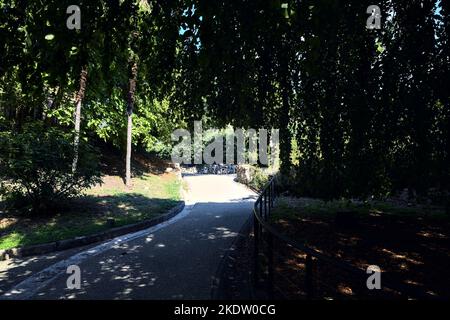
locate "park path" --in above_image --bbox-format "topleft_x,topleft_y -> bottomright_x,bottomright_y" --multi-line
1,174 -> 256,299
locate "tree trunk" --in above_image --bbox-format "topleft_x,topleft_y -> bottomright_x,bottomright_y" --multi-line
72,67 -> 88,173
126,113 -> 133,187
125,62 -> 138,187
279,35 -> 291,175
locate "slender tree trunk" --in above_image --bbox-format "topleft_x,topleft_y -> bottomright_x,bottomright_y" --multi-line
279,35 -> 291,175
126,113 -> 132,186
126,62 -> 138,187
72,66 -> 88,173
279,76 -> 291,174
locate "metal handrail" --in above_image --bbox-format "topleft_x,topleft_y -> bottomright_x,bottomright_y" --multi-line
252,176 -> 435,300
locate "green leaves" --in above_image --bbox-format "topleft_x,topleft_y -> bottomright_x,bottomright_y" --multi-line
0,123 -> 101,214
1,0 -> 448,201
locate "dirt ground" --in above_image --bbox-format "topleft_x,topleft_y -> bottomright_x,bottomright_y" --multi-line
268,203 -> 450,299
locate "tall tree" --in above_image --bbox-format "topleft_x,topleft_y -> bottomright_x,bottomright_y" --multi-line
72,66 -> 88,172
126,60 -> 138,187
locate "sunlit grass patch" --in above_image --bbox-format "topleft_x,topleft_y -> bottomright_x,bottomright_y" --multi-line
0,172 -> 181,250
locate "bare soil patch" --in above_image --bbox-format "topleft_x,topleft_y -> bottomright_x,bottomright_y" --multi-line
267,197 -> 450,299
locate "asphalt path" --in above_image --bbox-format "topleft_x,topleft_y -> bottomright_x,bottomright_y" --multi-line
0,174 -> 256,300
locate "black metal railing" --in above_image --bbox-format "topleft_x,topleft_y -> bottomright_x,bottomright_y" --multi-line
252,176 -> 436,300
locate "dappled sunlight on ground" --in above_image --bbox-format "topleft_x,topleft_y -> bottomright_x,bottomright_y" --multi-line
0,172 -> 181,251
266,196 -> 450,299
1,174 -> 257,300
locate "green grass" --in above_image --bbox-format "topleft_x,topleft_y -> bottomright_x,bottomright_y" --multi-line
0,173 -> 181,250
271,197 -> 448,222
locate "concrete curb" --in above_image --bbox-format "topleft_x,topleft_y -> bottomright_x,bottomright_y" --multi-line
0,201 -> 185,261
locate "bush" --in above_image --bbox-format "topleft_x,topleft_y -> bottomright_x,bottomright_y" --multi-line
249,167 -> 270,190
236,165 -> 271,191
0,123 -> 102,214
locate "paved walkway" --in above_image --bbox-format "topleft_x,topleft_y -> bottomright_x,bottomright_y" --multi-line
0,174 -> 256,299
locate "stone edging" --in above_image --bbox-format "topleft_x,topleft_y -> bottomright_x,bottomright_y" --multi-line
0,201 -> 185,261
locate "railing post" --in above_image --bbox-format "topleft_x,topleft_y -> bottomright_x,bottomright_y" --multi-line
268,232 -> 274,298
306,253 -> 314,299
271,182 -> 275,208
253,178 -> 277,295
253,209 -> 260,285
264,190 -> 268,221
259,198 -> 263,234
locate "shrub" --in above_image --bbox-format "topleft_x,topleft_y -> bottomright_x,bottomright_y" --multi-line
249,167 -> 270,190
236,165 -> 271,191
0,123 -> 102,214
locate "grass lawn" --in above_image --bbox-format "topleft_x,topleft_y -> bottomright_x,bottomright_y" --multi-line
269,197 -> 450,299
0,172 -> 182,251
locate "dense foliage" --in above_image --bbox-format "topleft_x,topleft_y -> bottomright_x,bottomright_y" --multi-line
177,0 -> 449,201
0,123 -> 101,213
1,0 -> 449,203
